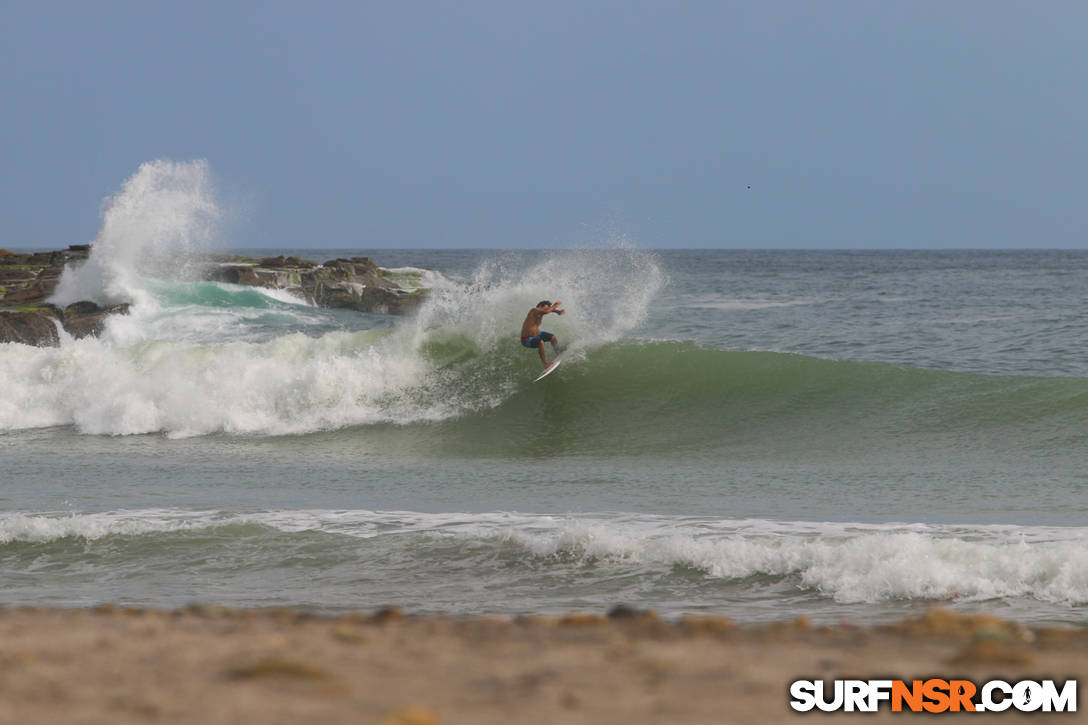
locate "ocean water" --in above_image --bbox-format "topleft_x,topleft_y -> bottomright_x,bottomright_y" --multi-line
2,162 -> 1087,624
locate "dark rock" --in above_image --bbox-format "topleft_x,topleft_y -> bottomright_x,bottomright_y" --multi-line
205,264 -> 305,291
607,604 -> 644,620
0,268 -> 37,283
0,295 -> 128,345
287,256 -> 317,269
61,302 -> 130,339
257,255 -> 318,269
2,280 -> 58,305
3,244 -> 427,332
214,266 -> 263,286
63,300 -> 104,317
0,253 -> 32,266
0,311 -> 60,346
323,257 -> 378,276
203,253 -> 425,315
0,245 -> 91,307
357,285 -> 423,315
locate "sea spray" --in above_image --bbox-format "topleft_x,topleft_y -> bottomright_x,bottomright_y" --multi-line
401,243 -> 665,369
320,244 -> 668,432
351,244 -> 668,424
49,159 -> 220,309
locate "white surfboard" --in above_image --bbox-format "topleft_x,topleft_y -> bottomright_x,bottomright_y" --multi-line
533,355 -> 563,382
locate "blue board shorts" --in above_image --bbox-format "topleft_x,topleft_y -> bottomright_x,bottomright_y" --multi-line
521,331 -> 554,348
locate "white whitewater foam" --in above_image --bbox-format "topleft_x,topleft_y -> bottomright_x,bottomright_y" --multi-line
0,329 -> 429,436
0,510 -> 223,543
0,249 -> 663,436
3,509 -> 1085,607
243,284 -> 313,306
487,517 -> 1088,606
4,249 -> 662,438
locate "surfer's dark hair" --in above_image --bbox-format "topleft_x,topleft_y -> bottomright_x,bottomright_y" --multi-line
537,300 -> 552,307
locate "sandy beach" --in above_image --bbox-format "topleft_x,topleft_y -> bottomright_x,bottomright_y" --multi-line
0,607 -> 1083,724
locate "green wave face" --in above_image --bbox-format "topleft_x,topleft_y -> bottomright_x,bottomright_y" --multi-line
412,340 -> 1088,460
147,280 -> 305,309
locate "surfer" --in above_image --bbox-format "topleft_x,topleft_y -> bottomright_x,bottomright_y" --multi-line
521,300 -> 565,367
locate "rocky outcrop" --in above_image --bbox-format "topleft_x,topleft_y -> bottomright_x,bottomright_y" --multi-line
0,302 -> 131,346
308,257 -> 426,315
0,309 -> 61,346
1,245 -> 428,347
0,245 -> 91,346
205,255 -> 426,315
0,245 -> 89,307
59,301 -> 132,339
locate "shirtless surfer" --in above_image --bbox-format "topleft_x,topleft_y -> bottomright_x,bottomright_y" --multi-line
521,300 -> 565,367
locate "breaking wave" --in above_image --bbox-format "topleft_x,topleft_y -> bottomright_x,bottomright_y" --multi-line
3,510 -> 1085,614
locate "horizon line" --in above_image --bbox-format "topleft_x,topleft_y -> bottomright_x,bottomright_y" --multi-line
5,244 -> 1088,253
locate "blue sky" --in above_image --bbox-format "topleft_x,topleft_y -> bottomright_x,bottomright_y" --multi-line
2,1 -> 1086,249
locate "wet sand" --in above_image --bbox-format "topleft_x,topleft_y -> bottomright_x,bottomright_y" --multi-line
0,607 -> 1084,724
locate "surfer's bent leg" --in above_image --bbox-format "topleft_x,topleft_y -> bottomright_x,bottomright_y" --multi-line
538,332 -> 557,362
524,332 -> 553,366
